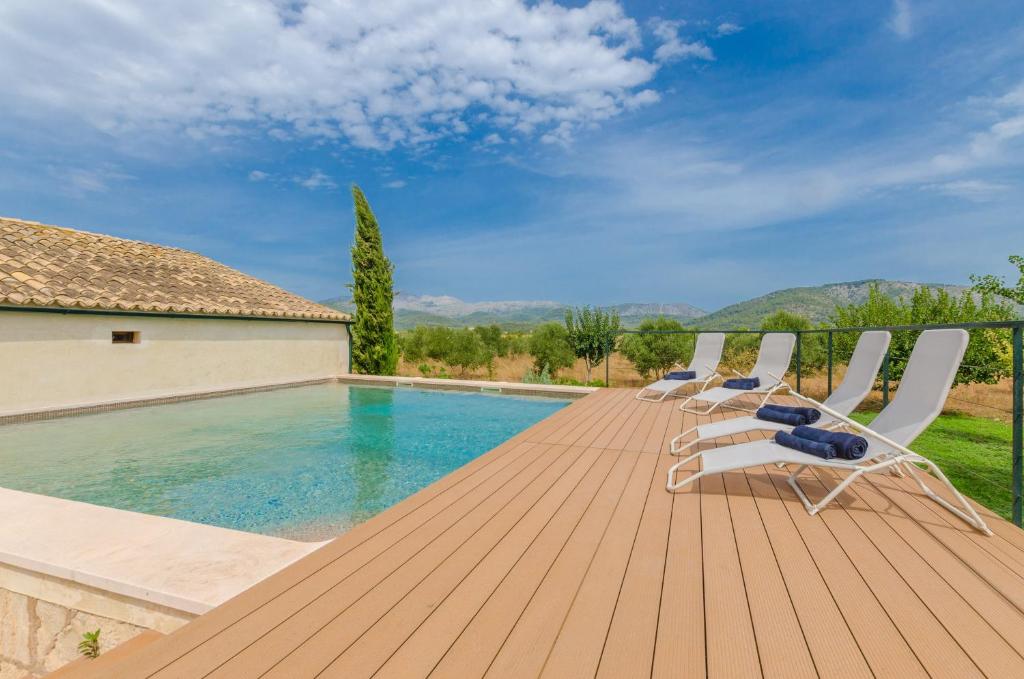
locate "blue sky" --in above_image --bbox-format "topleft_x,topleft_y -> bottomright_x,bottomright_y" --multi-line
1,1 -> 1023,311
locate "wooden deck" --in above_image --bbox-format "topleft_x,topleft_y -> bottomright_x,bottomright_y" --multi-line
60,388 -> 1024,679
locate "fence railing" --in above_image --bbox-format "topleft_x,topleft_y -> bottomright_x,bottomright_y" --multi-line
605,320 -> 1024,526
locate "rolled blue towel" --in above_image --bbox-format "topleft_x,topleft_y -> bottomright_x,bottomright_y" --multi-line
665,370 -> 696,380
774,430 -> 836,459
791,425 -> 868,460
756,407 -> 806,426
759,403 -> 821,425
722,377 -> 760,390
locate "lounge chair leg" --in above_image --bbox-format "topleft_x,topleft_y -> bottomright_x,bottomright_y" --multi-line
667,465 -> 706,492
903,458 -> 992,535
670,425 -> 700,454
786,465 -> 817,513
681,400 -> 721,416
788,464 -> 865,518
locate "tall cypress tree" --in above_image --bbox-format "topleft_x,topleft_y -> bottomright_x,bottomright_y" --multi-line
349,185 -> 398,375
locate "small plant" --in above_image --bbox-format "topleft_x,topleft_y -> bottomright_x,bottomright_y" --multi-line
417,363 -> 431,377
78,629 -> 101,659
523,364 -> 553,384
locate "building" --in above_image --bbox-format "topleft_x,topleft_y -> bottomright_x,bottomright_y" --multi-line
0,217 -> 351,417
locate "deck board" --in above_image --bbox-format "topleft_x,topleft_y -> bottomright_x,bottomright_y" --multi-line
59,388 -> 1024,679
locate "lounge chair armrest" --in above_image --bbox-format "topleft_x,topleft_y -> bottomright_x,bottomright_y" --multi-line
764,371 -> 793,394
704,366 -> 723,383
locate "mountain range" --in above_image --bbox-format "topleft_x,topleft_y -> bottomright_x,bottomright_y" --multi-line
320,279 -> 987,331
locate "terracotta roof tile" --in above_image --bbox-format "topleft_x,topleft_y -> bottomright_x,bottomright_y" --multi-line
0,217 -> 349,322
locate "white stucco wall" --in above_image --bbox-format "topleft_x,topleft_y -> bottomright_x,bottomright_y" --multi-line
0,310 -> 350,416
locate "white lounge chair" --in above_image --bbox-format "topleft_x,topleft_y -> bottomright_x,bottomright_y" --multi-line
666,329 -> 991,535
669,330 -> 891,455
677,333 -> 796,415
635,332 -> 726,402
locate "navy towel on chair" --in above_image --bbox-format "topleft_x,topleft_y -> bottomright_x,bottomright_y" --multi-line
774,431 -> 836,459
722,377 -> 760,390
665,370 -> 696,380
757,403 -> 821,425
791,425 -> 869,460
756,407 -> 806,426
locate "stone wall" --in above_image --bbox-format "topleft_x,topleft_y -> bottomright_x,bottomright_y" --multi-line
0,588 -> 143,678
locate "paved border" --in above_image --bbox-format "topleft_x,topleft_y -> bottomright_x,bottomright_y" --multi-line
0,375 -> 590,425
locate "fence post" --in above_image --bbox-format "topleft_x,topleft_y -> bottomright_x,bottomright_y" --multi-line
795,331 -> 802,393
1012,325 -> 1022,527
604,337 -> 611,388
827,331 -> 834,397
882,350 -> 890,408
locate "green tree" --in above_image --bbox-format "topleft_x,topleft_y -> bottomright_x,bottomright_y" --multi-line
618,317 -> 694,380
972,255 -> 1024,307
759,310 -> 827,371
506,333 -> 529,358
564,306 -> 621,383
443,328 -> 493,376
527,323 -> 575,375
830,284 -> 1014,385
349,186 -> 398,375
473,324 -> 509,357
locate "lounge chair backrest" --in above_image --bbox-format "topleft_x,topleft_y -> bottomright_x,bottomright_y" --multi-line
688,333 -> 725,379
868,329 -> 968,447
820,331 -> 891,417
748,333 -> 796,384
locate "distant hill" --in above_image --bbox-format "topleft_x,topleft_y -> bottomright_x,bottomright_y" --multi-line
320,294 -> 705,330
687,280 -> 974,329
321,280 -> 1008,331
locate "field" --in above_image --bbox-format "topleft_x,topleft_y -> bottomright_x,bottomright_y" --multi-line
398,353 -> 1015,422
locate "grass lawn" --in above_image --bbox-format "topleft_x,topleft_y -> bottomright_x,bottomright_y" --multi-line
851,411 -> 1015,521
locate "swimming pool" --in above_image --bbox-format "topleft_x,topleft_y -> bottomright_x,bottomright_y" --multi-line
0,383 -> 568,541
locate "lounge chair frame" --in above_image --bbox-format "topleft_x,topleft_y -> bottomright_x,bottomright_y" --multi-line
677,333 -> 797,416
635,333 -> 726,403
667,394 -> 991,535
670,330 -> 891,455
666,329 -> 992,535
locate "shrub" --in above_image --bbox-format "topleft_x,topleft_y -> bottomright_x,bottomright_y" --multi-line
523,365 -> 552,384
473,324 -> 509,357
528,323 -> 575,375
506,333 -> 529,358
618,317 -> 694,380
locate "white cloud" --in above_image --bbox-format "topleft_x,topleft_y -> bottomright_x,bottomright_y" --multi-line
524,79 -> 1024,236
49,166 -> 134,197
888,0 -> 912,38
650,18 -> 714,63
384,179 -> 406,189
0,0 -> 659,149
295,170 -> 337,190
715,23 -> 743,37
248,170 -> 270,182
923,179 -> 1010,202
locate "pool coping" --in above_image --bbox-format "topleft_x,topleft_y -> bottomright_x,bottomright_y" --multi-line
335,374 -> 596,399
0,487 -> 326,615
0,375 -> 593,425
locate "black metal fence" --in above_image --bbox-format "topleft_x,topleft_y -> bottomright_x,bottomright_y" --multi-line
605,320 -> 1024,526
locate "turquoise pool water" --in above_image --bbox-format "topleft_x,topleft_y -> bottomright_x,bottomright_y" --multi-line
0,384 -> 567,541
